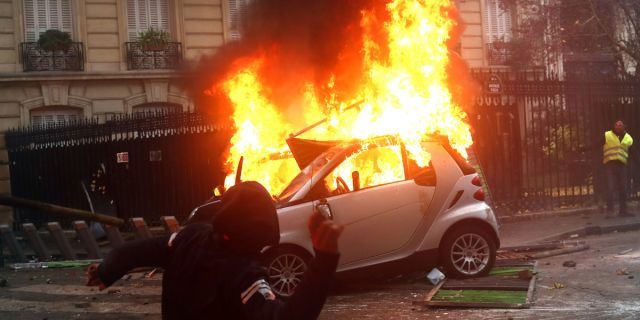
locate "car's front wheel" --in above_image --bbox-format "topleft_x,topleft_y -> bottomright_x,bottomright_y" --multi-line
263,247 -> 311,297
441,225 -> 496,278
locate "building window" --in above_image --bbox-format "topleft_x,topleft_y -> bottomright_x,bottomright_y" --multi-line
484,0 -> 513,43
132,103 -> 181,115
23,0 -> 73,42
30,107 -> 82,128
484,0 -> 513,65
127,0 -> 169,41
227,0 -> 252,41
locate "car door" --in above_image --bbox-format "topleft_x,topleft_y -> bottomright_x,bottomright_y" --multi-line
317,144 -> 437,265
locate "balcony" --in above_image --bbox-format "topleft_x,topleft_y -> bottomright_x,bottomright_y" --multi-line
125,42 -> 182,70
486,42 -> 513,66
20,42 -> 84,72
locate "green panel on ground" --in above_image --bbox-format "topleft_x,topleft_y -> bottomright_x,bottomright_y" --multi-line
432,289 -> 527,304
488,266 -> 533,277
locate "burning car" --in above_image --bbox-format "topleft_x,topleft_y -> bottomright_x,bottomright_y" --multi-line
188,135 -> 499,297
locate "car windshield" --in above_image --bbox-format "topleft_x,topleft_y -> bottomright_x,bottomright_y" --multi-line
277,144 -> 348,203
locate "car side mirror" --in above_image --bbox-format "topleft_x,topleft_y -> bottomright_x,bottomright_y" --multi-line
352,171 -> 360,191
213,185 -> 225,197
315,199 -> 333,220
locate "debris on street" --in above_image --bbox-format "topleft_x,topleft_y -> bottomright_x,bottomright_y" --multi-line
562,261 -> 577,267
415,262 -> 537,309
616,269 -> 630,276
9,259 -> 103,271
553,282 -> 565,289
618,249 -> 633,255
426,268 -> 445,285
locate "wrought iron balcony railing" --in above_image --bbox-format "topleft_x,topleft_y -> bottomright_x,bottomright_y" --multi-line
486,42 -> 513,66
20,42 -> 84,72
125,42 -> 182,70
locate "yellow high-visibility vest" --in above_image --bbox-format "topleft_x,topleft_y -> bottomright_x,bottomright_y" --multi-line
603,130 -> 633,164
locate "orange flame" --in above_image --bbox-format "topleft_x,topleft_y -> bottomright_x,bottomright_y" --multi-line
214,0 -> 473,195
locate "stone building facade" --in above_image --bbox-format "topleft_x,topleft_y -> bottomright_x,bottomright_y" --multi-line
0,0 -> 501,224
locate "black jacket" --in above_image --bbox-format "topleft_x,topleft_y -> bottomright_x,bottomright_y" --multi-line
98,181 -> 339,320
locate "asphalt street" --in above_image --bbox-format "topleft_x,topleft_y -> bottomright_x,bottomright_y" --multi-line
0,230 -> 638,319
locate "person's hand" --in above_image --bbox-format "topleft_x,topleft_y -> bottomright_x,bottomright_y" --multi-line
85,263 -> 106,290
308,210 -> 344,254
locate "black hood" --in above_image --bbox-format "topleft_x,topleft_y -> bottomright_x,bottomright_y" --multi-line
212,181 -> 280,254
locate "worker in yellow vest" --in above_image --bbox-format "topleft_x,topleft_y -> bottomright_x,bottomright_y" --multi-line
603,120 -> 634,217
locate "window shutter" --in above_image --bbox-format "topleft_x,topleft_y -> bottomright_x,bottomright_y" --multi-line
24,0 -> 37,41
228,0 -> 251,40
24,0 -> 72,42
484,0 -> 512,42
49,0 -> 60,30
60,0 -> 72,32
127,0 -> 168,41
30,108 -> 82,128
149,0 -> 169,31
127,0 -> 143,41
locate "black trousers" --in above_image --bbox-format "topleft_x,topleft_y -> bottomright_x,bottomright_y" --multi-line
605,161 -> 628,214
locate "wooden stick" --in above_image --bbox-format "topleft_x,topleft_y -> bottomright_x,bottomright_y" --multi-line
0,195 -> 124,226
289,100 -> 364,138
529,244 -> 590,259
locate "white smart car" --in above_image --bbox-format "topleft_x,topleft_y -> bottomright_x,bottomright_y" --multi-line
189,135 -> 500,296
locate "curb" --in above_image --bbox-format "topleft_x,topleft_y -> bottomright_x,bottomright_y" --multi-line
497,206 -> 599,224
535,222 -> 640,244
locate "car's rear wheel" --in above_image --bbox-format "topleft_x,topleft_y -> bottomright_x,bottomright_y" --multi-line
264,247 -> 311,297
441,225 -> 496,278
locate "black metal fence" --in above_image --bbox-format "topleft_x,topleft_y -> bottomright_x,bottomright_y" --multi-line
6,112 -> 230,228
471,70 -> 640,214
6,72 -> 640,222
20,42 -> 84,72
125,42 -> 182,70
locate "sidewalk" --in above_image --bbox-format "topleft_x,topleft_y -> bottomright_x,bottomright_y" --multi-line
499,208 -> 640,247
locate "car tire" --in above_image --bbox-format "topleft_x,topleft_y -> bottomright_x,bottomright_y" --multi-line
263,246 -> 311,297
440,225 -> 496,278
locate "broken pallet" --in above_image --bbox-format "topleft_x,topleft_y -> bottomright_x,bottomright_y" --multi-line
414,261 -> 537,309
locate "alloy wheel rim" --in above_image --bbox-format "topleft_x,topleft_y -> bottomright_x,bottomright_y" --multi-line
267,253 -> 307,297
450,233 -> 490,275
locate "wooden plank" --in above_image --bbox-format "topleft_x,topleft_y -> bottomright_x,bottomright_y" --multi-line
423,300 -> 529,309
21,223 -> 51,261
525,261 -> 538,306
443,278 -> 530,291
73,221 -> 103,259
413,280 -> 444,305
0,224 -> 27,262
413,262 -> 537,309
529,244 -> 589,259
46,222 -> 77,260
495,259 -> 535,267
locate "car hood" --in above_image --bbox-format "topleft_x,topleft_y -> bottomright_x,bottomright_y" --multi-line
286,137 -> 343,169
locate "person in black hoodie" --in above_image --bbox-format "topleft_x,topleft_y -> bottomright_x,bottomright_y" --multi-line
86,181 -> 343,319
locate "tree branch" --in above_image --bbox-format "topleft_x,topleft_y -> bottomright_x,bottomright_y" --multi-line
586,0 -> 640,64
